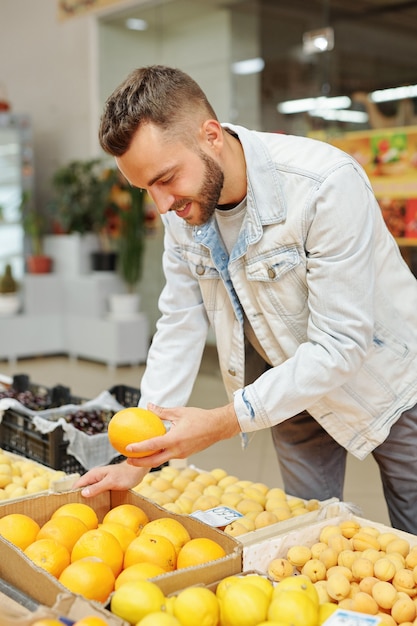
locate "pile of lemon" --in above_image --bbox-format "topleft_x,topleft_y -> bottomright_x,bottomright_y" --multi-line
110,571 -> 331,626
0,448 -> 66,500
134,465 -> 319,536
268,520 -> 417,626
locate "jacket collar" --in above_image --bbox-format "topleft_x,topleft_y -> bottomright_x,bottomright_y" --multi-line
193,124 -> 286,249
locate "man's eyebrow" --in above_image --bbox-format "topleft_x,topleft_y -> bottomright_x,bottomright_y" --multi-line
147,166 -> 174,188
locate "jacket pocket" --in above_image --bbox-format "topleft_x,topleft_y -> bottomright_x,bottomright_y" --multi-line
181,246 -> 224,311
245,246 -> 308,316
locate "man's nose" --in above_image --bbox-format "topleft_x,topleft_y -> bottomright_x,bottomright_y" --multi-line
149,188 -> 174,215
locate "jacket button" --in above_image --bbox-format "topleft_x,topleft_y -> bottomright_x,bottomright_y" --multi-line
268,266 -> 276,279
196,264 -> 205,275
228,368 -> 236,376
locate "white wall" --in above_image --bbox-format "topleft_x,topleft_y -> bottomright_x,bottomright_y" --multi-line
0,0 -> 261,335
0,1 -> 98,209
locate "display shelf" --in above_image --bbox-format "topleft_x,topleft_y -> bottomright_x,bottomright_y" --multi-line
65,314 -> 149,369
0,273 -> 149,368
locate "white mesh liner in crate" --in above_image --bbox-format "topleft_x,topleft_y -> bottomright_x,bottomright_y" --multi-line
0,390 -> 124,470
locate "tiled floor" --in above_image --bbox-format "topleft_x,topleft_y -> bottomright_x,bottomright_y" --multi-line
0,347 -> 390,526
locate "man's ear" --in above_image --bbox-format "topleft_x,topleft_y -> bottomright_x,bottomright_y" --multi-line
200,119 -> 223,152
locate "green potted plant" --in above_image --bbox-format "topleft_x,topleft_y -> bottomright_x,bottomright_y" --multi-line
108,177 -> 147,317
0,263 -> 20,315
20,191 -> 53,274
46,158 -> 116,274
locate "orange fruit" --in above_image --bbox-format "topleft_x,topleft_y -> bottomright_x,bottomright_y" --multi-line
115,562 -> 166,589
71,528 -> 124,576
124,533 -> 177,572
24,538 -> 70,578
59,558 -> 115,602
73,618 -> 109,626
51,502 -> 98,530
102,503 -> 149,534
37,515 -> 88,552
140,517 -> 191,555
0,513 -> 40,550
107,407 -> 166,458
99,521 -> 136,552
176,537 -> 226,569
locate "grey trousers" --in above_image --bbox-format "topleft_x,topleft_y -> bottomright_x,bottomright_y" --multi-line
271,405 -> 417,534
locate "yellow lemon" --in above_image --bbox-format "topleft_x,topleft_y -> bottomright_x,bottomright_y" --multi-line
173,586 -> 219,626
215,575 -> 242,600
136,613 -> 182,626
110,580 -> 166,624
220,582 -> 269,626
238,574 -> 274,600
273,574 -> 319,608
268,590 -> 318,626
318,602 -> 339,625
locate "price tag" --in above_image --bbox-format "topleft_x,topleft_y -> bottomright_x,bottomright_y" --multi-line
323,609 -> 381,626
190,506 -> 243,527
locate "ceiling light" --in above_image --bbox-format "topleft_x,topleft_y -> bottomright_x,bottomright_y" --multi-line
125,18 -> 148,31
309,109 -> 369,123
370,84 -> 417,103
277,95 -> 351,114
303,27 -> 334,55
231,57 -> 265,76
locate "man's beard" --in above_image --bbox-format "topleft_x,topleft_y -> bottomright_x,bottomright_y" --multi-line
195,150 -> 224,225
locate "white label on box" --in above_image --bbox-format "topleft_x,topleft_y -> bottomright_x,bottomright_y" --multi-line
324,609 -> 381,626
190,506 -> 243,527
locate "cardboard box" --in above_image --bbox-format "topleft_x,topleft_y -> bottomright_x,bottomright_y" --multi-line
0,489 -> 242,604
227,498 -> 347,547
0,589 -> 128,626
242,512 -> 417,572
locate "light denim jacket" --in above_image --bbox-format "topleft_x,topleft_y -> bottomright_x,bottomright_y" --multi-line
139,124 -> 417,460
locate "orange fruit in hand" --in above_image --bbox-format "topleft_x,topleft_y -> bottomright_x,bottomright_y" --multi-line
24,538 -> 70,578
59,558 -> 115,602
140,517 -> 191,556
124,533 -> 177,572
115,562 -> 166,589
37,515 -> 88,552
51,502 -> 98,530
176,537 -> 226,569
102,503 -> 149,534
0,513 -> 40,550
71,528 -> 124,577
107,407 -> 166,458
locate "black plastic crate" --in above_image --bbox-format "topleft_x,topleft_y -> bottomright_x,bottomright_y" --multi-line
0,382 -> 162,475
108,384 -> 141,407
0,382 -> 142,475
0,377 -> 90,473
